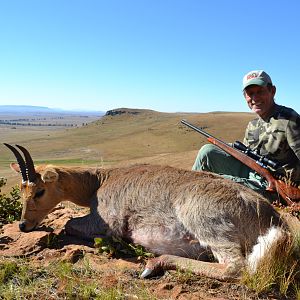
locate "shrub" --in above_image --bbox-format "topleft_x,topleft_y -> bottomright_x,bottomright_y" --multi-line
0,177 -> 22,228
94,236 -> 154,259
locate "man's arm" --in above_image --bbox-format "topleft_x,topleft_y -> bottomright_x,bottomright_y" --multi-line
287,116 -> 300,162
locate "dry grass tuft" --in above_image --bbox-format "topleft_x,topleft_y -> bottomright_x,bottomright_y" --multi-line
242,230 -> 300,298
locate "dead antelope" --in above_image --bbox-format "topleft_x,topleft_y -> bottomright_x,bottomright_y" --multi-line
5,143 -> 288,280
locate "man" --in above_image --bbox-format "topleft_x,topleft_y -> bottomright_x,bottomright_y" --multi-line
192,70 -> 300,197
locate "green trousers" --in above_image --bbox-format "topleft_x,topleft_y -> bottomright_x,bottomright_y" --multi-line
192,144 -> 269,194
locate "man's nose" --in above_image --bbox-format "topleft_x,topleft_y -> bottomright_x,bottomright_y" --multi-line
251,93 -> 259,101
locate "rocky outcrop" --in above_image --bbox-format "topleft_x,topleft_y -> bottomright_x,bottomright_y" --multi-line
0,207 -> 91,257
105,108 -> 154,116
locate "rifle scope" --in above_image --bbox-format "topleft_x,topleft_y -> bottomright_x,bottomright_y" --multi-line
233,141 -> 281,170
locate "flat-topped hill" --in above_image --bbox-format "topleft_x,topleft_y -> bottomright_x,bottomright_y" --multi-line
105,107 -> 157,116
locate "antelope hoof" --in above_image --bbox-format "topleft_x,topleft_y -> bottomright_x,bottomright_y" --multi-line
140,268 -> 154,278
140,258 -> 160,278
140,256 -> 172,278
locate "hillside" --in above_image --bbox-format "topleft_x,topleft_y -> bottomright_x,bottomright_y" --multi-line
0,108 -> 254,189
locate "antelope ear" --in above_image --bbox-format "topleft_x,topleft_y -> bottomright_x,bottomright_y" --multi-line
41,169 -> 59,183
10,162 -> 20,173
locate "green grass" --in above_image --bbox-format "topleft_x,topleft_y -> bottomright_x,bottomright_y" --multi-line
2,158 -> 113,166
35,159 -> 112,166
0,258 -> 156,300
94,236 -> 154,259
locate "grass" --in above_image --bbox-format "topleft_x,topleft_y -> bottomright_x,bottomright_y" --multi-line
173,266 -> 195,284
0,258 -> 156,300
242,231 -> 300,298
2,158 -> 113,166
35,159 -> 112,166
1,251 -> 299,300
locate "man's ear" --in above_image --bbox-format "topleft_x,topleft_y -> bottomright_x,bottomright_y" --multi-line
10,162 -> 20,173
271,85 -> 276,97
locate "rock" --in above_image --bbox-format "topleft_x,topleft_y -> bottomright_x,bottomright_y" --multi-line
105,108 -> 155,117
105,108 -> 141,116
32,244 -> 96,265
0,222 -> 57,256
0,207 -> 89,257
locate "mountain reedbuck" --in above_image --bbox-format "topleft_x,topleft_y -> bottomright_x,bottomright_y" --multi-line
5,143 -> 288,280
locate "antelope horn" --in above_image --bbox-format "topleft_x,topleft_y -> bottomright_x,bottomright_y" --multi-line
16,145 -> 37,183
3,143 -> 28,182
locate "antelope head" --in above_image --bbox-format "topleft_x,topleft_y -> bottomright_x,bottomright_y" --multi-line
4,144 -> 62,232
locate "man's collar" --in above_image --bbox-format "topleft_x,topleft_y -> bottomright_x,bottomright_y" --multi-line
260,103 -> 278,122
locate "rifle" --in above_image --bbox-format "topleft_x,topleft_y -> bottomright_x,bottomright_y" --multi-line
181,119 -> 300,207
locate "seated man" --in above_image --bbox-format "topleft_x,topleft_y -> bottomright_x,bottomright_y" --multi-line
192,70 -> 300,197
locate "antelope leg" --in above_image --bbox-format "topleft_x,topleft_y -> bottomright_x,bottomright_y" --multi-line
141,254 -> 239,281
65,214 -> 107,240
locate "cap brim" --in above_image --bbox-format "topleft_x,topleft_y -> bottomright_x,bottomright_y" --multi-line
243,79 -> 268,90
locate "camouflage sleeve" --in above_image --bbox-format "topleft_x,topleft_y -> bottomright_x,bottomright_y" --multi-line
286,116 -> 300,161
243,122 -> 251,147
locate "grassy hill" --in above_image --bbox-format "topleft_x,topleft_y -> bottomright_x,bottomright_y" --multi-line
0,108 -> 254,190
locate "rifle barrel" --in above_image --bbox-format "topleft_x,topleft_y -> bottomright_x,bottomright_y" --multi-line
181,119 -> 227,145
181,119 -> 212,139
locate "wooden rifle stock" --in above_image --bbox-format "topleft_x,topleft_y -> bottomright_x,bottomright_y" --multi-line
181,119 -> 300,207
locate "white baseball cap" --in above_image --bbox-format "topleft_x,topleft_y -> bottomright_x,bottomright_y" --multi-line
242,70 -> 272,90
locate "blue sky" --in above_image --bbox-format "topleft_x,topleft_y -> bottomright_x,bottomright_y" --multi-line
0,0 -> 299,113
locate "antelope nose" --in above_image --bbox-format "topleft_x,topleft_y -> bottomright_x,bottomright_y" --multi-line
19,221 -> 26,232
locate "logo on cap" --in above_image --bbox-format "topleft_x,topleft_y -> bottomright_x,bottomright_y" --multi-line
246,72 -> 259,80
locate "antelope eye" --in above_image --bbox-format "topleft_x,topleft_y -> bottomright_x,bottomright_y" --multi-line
34,189 -> 45,199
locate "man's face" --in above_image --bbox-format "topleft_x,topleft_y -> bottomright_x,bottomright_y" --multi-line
243,85 -> 276,119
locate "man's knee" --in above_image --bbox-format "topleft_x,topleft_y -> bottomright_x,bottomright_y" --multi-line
199,144 -> 219,159
192,144 -> 219,171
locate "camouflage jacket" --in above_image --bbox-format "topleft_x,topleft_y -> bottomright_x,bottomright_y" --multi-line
243,104 -> 300,183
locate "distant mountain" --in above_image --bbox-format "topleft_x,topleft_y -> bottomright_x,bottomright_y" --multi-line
0,105 -> 104,116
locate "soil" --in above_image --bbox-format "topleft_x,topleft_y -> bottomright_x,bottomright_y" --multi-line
0,206 -> 296,300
